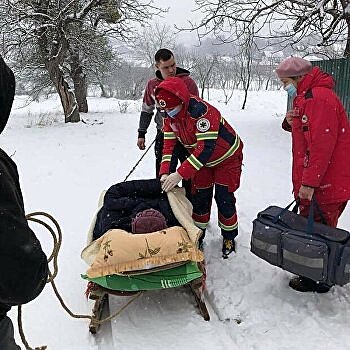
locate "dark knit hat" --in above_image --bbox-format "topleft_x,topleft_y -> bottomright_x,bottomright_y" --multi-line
275,57 -> 312,78
155,89 -> 182,110
131,208 -> 168,234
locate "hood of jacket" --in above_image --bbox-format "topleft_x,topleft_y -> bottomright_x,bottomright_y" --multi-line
0,56 -> 15,134
297,66 -> 334,94
155,66 -> 191,80
155,76 -> 191,120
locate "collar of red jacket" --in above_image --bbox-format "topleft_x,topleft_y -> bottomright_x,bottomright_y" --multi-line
297,66 -> 335,94
155,66 -> 190,80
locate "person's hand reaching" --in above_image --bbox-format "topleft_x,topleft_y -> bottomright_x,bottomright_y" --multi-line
161,172 -> 183,192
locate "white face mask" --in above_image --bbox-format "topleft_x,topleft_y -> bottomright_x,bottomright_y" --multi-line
166,105 -> 182,118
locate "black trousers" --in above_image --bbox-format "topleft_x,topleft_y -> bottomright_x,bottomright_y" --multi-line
155,130 -> 192,200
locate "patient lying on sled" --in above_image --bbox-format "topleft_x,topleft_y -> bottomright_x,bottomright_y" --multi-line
82,178 -> 203,278
93,178 -> 179,240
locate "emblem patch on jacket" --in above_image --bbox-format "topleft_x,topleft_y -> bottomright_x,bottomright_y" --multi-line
196,118 -> 210,132
158,99 -> 166,109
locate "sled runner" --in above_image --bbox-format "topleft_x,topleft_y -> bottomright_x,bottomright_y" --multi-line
81,180 -> 210,334
86,261 -> 209,334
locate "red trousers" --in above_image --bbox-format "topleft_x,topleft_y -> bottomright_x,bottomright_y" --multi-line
191,147 -> 243,239
191,145 -> 243,192
299,201 -> 348,228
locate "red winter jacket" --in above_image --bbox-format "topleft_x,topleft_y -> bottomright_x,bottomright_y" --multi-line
156,77 -> 242,180
285,66 -> 350,204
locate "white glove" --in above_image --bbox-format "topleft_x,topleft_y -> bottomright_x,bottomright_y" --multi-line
161,172 -> 183,192
160,174 -> 169,183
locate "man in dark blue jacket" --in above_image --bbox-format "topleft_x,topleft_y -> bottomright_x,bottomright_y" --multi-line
0,55 -> 48,349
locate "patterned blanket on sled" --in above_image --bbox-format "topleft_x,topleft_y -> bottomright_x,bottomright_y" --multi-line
81,188 -> 204,278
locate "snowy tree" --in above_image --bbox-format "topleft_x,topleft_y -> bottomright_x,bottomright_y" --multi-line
191,0 -> 350,58
0,0 -> 161,122
132,22 -> 178,67
109,60 -> 151,99
211,58 -> 237,105
235,32 -> 255,110
85,39 -> 118,98
190,52 -> 219,100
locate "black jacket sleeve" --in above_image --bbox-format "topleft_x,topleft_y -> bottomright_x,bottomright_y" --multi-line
0,149 -> 48,306
0,56 -> 15,134
0,56 -> 48,307
138,111 -> 153,138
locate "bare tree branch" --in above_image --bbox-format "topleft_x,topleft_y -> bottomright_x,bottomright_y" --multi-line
184,0 -> 350,57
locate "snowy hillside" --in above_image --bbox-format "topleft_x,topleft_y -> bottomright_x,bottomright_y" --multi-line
2,89 -> 350,350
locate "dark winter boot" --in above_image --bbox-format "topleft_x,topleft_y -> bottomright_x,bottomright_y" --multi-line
289,276 -> 331,293
222,238 -> 236,259
197,229 -> 206,251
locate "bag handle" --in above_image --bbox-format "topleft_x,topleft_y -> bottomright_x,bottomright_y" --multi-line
307,198 -> 327,233
273,198 -> 327,233
272,199 -> 298,224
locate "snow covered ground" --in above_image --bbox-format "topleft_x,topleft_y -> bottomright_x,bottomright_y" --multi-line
2,89 -> 350,350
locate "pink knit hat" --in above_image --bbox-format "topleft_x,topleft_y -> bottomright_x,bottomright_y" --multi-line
275,57 -> 312,78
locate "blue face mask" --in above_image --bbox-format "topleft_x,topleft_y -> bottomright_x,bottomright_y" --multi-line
166,105 -> 182,118
284,83 -> 297,97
